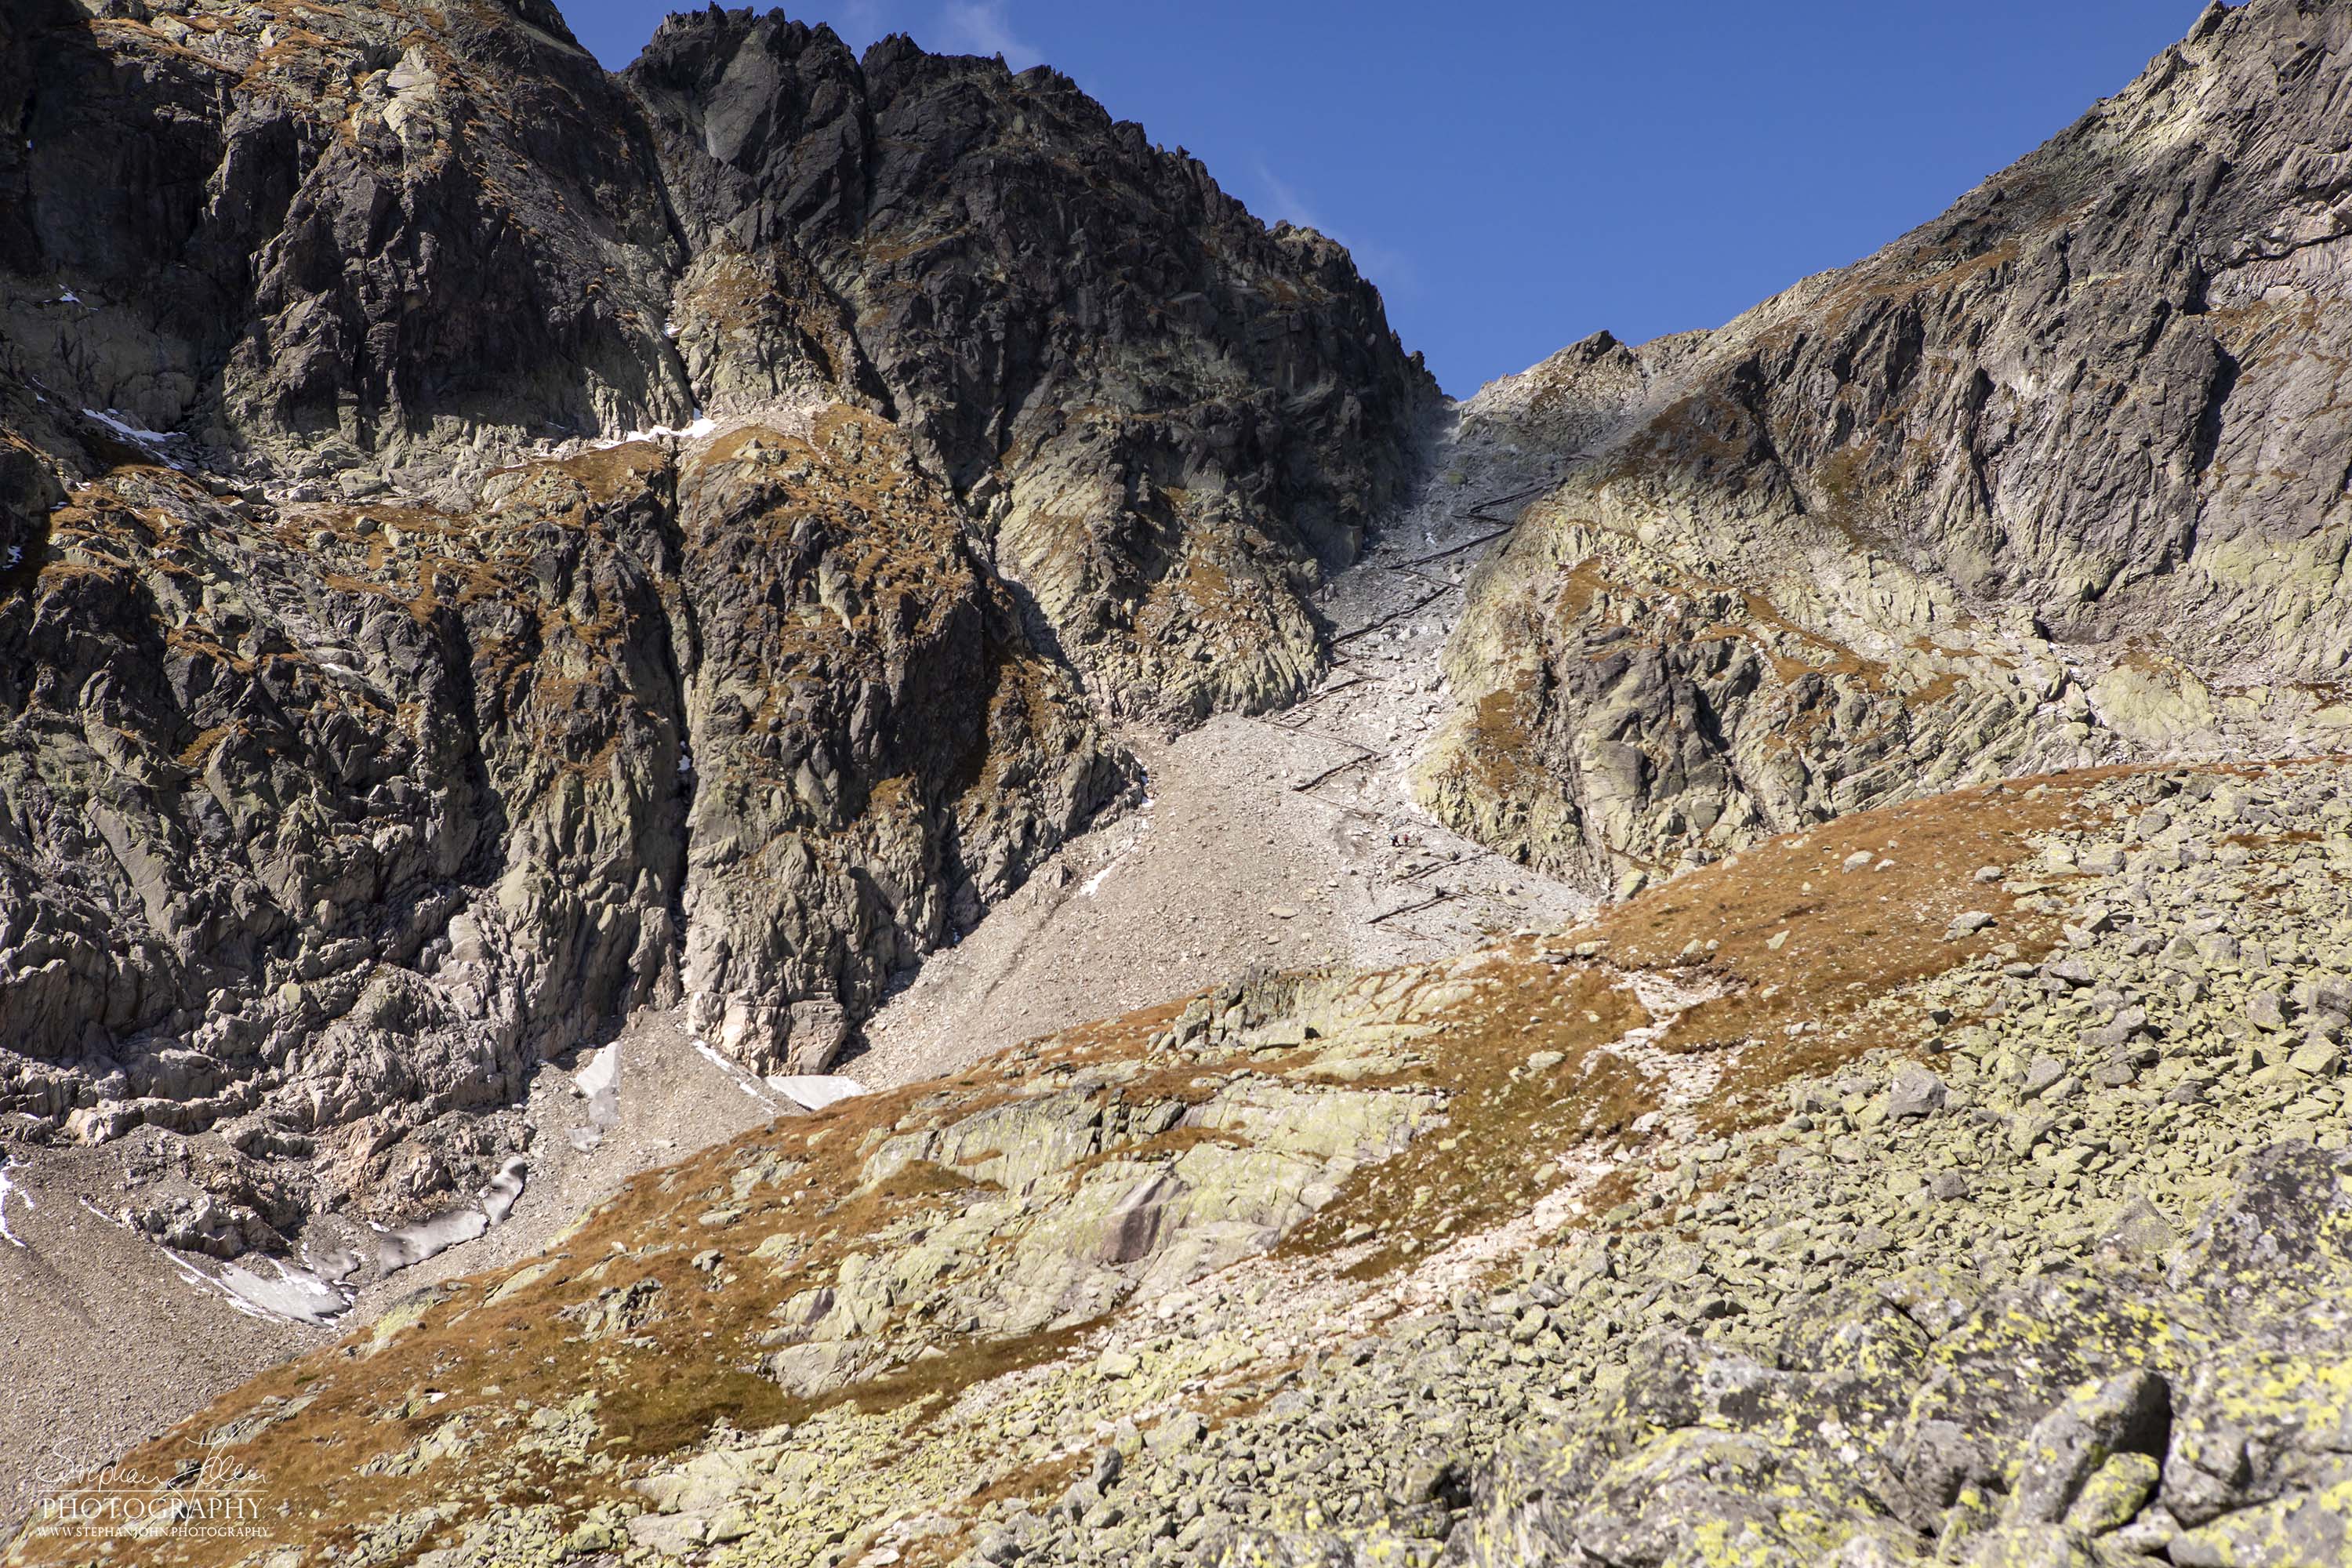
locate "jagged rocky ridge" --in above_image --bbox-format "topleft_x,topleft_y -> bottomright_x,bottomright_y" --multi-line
628,10 -> 1435,720
0,0 -> 1432,1242
1424,0 -> 2352,894
26,759 -> 2352,1568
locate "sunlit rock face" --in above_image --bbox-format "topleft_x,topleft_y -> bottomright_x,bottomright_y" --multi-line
1425,0 -> 2352,893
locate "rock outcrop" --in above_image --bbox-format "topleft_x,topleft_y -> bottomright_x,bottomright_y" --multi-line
0,381 -> 1120,1244
0,0 -> 694,492
1424,0 -> 2352,894
0,0 -> 1431,1236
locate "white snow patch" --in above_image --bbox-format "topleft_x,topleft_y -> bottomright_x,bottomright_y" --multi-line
82,407 -> 174,445
765,1075 -> 867,1112
3,546 -> 20,570
0,1155 -> 32,1248
478,1155 -> 528,1225
372,1157 -> 528,1273
591,414 -> 717,450
214,1258 -> 351,1326
694,1040 -> 779,1105
573,1044 -> 619,1099
374,1204 -> 489,1273
572,1045 -> 620,1151
662,319 -> 680,339
56,289 -> 78,305
164,1249 -> 346,1325
307,1243 -> 364,1284
165,1251 -> 267,1318
82,407 -> 188,470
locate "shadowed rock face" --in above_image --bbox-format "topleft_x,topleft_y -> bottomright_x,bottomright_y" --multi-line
0,0 -> 695,492
662,412 -> 1127,1069
1425,0 -> 2352,894
0,0 -> 1426,1236
630,9 -> 1440,722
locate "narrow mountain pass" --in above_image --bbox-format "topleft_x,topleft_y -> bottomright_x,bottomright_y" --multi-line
853,405 -> 1599,1087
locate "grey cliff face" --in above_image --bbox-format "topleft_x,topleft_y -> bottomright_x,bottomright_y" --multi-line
629,9 -> 1441,722
0,0 -> 695,492
1425,0 -> 2352,893
0,0 -> 1427,1238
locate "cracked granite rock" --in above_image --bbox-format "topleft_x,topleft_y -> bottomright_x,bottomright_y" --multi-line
1425,0 -> 2352,893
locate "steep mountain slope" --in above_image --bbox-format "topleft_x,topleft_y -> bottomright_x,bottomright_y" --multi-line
0,0 -> 1432,1254
631,10 -> 1436,721
1423,0 -> 2352,893
22,757 -> 2350,1568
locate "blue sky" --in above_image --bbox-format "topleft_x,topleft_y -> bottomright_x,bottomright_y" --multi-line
567,2 -> 2211,397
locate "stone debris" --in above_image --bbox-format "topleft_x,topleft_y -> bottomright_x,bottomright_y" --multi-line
56,759 -> 2351,1568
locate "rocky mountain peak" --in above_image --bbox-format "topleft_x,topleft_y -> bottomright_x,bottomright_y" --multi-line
0,0 -> 1432,1269
633,3 -> 1438,722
